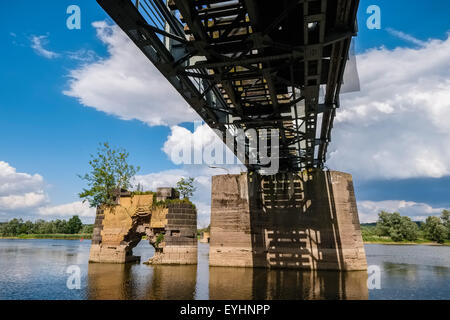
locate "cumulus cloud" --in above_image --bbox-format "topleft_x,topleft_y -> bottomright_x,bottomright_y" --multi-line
329,32 -> 450,180
0,162 -> 44,197
358,200 -> 447,223
0,193 -> 48,212
30,35 -> 59,59
38,201 -> 95,218
0,162 -> 47,211
64,21 -> 198,126
163,123 -> 239,166
0,161 -> 94,222
66,49 -> 99,63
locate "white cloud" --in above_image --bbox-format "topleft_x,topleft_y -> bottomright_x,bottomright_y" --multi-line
329,32 -> 450,180
0,193 -> 48,211
358,200 -> 446,223
163,123 -> 239,166
38,201 -> 95,218
64,21 -> 198,127
386,28 -> 426,47
0,161 -> 94,222
66,49 -> 99,63
0,162 -> 47,211
30,35 -> 59,59
0,161 -> 44,197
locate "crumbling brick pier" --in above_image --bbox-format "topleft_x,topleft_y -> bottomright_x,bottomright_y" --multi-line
89,188 -> 197,265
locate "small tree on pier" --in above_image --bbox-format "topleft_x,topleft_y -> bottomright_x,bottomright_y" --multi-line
79,142 -> 140,207
176,177 -> 196,200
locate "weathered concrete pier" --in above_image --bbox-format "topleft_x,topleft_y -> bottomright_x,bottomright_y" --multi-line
89,188 -> 197,265
210,171 -> 367,271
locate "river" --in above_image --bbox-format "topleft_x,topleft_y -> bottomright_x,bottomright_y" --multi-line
0,239 -> 449,300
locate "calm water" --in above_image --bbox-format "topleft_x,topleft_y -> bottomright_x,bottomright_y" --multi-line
1,239 -> 450,300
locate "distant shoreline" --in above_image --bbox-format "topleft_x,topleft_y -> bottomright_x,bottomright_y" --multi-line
0,234 -> 91,240
364,241 -> 450,246
1,236 -> 449,246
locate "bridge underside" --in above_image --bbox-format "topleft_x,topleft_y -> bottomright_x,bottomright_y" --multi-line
210,170 -> 367,271
97,0 -> 359,172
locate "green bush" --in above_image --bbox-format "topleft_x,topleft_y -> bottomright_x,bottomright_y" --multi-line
422,216 -> 448,244
376,211 -> 419,242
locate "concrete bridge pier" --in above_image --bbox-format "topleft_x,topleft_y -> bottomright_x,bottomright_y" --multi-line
209,171 -> 367,271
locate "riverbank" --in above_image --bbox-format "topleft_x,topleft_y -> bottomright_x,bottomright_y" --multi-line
363,235 -> 450,246
0,234 -> 92,240
364,241 -> 450,246
1,234 -> 449,246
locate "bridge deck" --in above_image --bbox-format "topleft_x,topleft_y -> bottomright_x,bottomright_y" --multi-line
97,0 -> 359,172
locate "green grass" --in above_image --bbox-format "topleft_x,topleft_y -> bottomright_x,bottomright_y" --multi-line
362,234 -> 450,245
153,198 -> 196,209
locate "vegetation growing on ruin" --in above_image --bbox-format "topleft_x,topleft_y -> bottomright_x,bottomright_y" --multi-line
155,233 -> 165,247
176,177 -> 197,199
131,191 -> 155,196
152,197 -> 196,209
79,142 -> 140,208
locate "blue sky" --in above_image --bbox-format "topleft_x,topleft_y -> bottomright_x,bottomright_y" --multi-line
1,0 -> 450,225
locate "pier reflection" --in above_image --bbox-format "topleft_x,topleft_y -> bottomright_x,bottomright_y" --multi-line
209,267 -> 368,300
87,243 -> 367,300
147,265 -> 197,300
87,263 -> 197,300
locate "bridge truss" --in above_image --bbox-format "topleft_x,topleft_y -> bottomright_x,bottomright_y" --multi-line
97,0 -> 359,172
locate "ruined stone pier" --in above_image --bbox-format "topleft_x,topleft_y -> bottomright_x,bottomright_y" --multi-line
209,171 -> 367,271
89,188 -> 197,265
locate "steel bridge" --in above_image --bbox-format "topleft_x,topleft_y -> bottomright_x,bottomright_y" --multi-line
97,0 -> 359,172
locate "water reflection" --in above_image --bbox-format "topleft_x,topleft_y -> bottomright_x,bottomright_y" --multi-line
209,267 -> 368,300
87,263 -> 197,300
148,266 -> 197,300
4,240 -> 450,300
87,262 -> 367,300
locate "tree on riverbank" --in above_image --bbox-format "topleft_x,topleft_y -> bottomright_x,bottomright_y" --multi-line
422,216 -> 448,244
67,216 -> 83,234
0,216 -> 92,237
79,142 -> 140,208
376,211 -> 419,241
441,210 -> 450,231
363,210 -> 450,244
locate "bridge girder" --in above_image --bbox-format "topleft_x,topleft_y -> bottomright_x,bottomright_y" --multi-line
97,0 -> 359,172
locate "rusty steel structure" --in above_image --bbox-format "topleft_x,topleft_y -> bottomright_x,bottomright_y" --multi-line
97,0 -> 359,172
